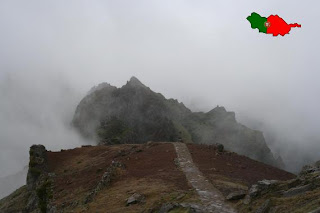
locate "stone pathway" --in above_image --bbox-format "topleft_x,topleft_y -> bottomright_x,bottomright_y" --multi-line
173,142 -> 237,213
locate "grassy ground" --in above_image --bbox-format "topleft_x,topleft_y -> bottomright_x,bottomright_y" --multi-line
71,178 -> 199,213
0,185 -> 28,212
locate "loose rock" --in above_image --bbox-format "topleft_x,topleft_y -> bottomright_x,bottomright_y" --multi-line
255,199 -> 271,213
226,190 -> 246,200
216,143 -> 224,152
249,184 -> 260,197
126,193 -> 145,206
282,184 -> 313,197
159,203 -> 175,213
243,195 -> 251,205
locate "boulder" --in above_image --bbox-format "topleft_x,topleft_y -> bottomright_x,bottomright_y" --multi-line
257,180 -> 278,188
159,203 -> 197,213
248,179 -> 278,198
255,199 -> 271,213
216,143 -> 224,152
159,203 -> 175,213
282,184 -> 313,197
243,195 -> 251,205
249,184 -> 260,197
226,190 -> 246,200
300,160 -> 320,176
126,193 -> 145,206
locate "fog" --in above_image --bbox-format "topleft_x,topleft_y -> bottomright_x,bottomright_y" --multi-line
0,0 -> 319,185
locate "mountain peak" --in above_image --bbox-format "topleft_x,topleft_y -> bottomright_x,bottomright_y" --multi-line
127,76 -> 146,88
87,82 -> 115,95
73,79 -> 282,169
208,106 -> 227,114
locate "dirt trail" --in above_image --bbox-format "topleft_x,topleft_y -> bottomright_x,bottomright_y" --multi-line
174,142 -> 237,213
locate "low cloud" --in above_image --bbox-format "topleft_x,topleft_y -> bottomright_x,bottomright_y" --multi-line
0,0 -> 319,179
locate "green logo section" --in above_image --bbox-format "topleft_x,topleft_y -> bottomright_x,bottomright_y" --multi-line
247,12 -> 267,33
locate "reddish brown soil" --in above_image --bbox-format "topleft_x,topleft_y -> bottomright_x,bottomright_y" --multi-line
47,142 -> 296,210
48,145 -> 119,206
47,143 -> 190,208
119,143 -> 190,190
187,144 -> 296,186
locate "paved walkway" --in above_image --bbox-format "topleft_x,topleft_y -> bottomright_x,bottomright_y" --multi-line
173,142 -> 237,213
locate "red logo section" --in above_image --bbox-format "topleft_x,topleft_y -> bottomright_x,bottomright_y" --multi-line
266,15 -> 301,36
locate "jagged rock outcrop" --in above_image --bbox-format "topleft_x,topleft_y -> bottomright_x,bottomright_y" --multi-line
73,77 -> 188,143
72,77 -> 282,168
226,190 -> 246,201
239,160 -> 320,212
299,160 -> 320,176
26,145 -> 54,213
27,145 -> 48,190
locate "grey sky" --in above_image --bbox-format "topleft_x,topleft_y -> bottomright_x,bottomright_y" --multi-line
0,0 -> 319,176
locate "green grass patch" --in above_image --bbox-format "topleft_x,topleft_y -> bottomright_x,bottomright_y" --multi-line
36,180 -> 52,213
29,168 -> 41,177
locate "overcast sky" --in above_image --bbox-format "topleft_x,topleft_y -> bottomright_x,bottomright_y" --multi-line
0,0 -> 319,176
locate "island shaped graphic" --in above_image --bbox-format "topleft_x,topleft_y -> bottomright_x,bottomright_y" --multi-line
247,12 -> 301,36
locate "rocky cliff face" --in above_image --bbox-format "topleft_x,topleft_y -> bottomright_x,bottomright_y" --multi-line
0,145 -> 54,213
237,160 -> 320,212
26,145 -> 54,213
72,77 -> 282,168
72,77 -> 188,143
181,107 -> 278,166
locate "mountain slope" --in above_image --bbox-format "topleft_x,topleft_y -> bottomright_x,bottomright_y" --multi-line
72,77 -> 281,168
0,143 -> 295,213
0,166 -> 28,199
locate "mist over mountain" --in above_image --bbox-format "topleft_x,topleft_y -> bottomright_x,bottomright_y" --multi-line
0,167 -> 27,199
238,118 -> 320,173
0,72 -> 89,179
72,77 -> 283,168
1,0 -> 320,202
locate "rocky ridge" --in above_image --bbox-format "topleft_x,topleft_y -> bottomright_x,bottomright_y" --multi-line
72,77 -> 282,168
0,142 -> 297,213
236,160 -> 320,212
0,145 -> 55,213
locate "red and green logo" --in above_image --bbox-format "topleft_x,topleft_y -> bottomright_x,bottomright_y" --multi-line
247,12 -> 301,36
